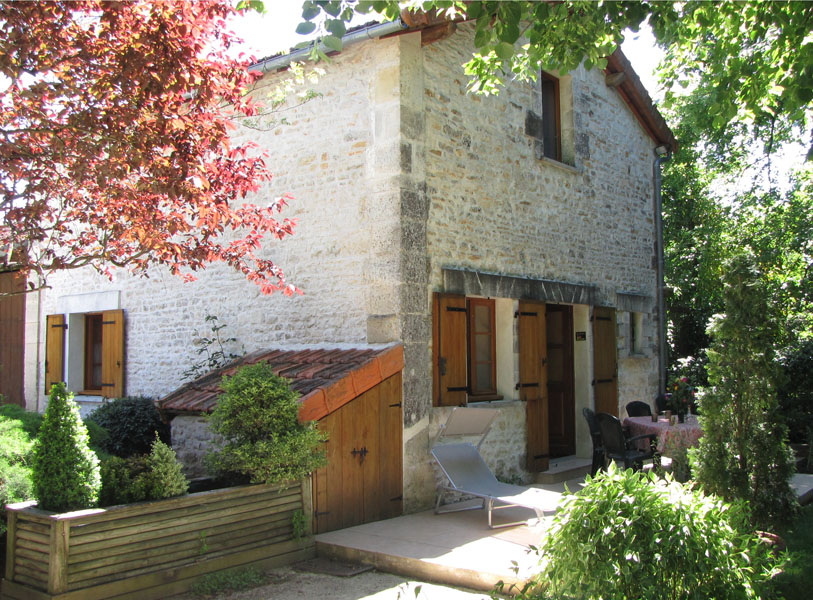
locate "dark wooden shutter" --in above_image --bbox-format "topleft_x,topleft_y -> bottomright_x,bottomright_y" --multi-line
519,301 -> 549,472
45,314 -> 66,394
432,293 -> 468,407
593,306 -> 618,416
101,309 -> 125,398
0,271 -> 26,405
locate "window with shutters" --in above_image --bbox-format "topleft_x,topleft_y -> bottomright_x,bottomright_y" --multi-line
45,309 -> 125,398
433,294 -> 502,406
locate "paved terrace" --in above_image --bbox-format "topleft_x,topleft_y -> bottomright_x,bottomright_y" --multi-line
316,473 -> 813,595
315,477 -> 587,594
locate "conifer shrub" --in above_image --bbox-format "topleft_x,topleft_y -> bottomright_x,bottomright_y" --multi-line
519,463 -> 779,600
31,383 -> 100,512
98,436 -> 188,506
691,253 -> 798,529
206,363 -> 327,485
87,396 -> 169,458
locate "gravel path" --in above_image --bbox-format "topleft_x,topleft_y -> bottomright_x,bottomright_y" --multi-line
170,566 -> 493,600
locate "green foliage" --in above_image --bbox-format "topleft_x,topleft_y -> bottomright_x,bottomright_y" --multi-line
774,504 -> 813,600
87,396 -> 169,458
0,403 -> 43,437
182,314 -> 243,381
98,455 -> 148,506
0,406 -> 39,535
522,463 -> 779,600
83,418 -> 112,460
32,383 -> 100,512
206,363 -> 327,485
691,253 -> 798,529
141,435 -> 189,500
291,508 -> 307,540
189,566 -> 267,596
98,436 -> 188,506
779,339 -> 813,443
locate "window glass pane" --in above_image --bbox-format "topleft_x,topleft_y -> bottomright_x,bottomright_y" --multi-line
475,363 -> 493,391
474,304 -> 490,332
475,333 -> 491,362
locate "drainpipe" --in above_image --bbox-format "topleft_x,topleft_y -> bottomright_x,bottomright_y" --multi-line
653,145 -> 672,398
251,19 -> 407,73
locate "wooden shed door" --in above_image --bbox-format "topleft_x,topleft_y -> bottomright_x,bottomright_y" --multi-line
519,301 -> 549,472
0,270 -> 25,406
313,373 -> 403,533
593,307 -> 618,416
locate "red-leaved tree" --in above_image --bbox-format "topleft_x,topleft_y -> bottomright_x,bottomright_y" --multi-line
0,0 -> 297,295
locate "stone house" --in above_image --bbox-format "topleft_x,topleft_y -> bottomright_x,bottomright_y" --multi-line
15,18 -> 675,526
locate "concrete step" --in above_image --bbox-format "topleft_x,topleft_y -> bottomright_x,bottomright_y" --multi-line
534,456 -> 591,484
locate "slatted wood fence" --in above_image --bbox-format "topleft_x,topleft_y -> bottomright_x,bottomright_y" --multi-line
1,479 -> 313,600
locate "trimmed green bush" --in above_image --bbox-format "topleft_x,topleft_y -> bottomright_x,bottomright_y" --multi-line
32,383 -> 101,512
142,435 -> 188,500
87,396 -> 169,458
206,363 -> 327,484
98,436 -> 188,506
521,463 -> 779,600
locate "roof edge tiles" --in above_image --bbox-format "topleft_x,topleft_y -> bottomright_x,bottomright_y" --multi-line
157,344 -> 404,424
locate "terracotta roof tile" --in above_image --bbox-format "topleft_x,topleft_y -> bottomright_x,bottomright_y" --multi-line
157,344 -> 404,423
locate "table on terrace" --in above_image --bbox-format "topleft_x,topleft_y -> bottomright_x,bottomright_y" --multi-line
623,415 -> 703,457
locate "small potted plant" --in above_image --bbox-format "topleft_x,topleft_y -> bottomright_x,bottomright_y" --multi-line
668,376 -> 694,422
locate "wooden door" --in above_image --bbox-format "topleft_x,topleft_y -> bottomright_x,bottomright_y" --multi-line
519,301 -> 549,472
312,373 -> 403,533
547,304 -> 575,457
593,306 -> 618,416
0,270 -> 26,406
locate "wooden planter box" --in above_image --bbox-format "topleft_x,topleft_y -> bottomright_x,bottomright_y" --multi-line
1,479 -> 314,600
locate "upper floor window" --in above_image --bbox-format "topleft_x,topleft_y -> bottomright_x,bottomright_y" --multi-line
540,72 -> 561,162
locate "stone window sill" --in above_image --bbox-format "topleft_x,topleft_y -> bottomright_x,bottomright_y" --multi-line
538,155 -> 582,175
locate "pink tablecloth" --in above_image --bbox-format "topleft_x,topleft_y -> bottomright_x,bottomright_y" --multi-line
623,415 -> 703,456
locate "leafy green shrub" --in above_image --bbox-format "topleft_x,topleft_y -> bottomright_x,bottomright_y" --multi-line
0,407 -> 38,535
98,455 -> 147,506
87,396 -> 169,458
98,436 -> 188,506
206,363 -> 327,484
522,463 -> 779,600
32,383 -> 100,512
83,418 -> 112,460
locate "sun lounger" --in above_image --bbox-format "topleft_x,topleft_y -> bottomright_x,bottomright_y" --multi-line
431,407 -> 561,528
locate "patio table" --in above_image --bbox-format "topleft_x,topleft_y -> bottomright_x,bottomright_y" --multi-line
623,415 -> 703,456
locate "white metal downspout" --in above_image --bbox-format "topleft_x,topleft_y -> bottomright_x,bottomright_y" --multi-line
654,146 -> 672,398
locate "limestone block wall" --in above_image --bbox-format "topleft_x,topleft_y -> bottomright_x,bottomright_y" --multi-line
23,36 -> 406,408
400,24 -> 660,509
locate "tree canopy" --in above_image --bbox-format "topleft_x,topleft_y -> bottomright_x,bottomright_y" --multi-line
1,0 -> 297,295
300,1 -> 811,152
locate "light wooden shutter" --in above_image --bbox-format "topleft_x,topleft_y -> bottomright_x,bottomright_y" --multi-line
101,309 -> 125,398
45,314 -> 66,394
593,306 -> 618,416
432,293 -> 468,407
519,301 -> 549,472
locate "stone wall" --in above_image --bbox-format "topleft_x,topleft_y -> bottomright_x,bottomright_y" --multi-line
400,24 -> 660,510
24,36 -> 407,407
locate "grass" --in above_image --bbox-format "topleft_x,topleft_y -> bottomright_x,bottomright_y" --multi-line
190,566 -> 268,597
772,504 -> 813,599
